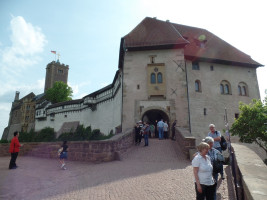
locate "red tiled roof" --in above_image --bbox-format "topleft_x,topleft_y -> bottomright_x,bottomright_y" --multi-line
124,17 -> 189,49
123,17 -> 262,67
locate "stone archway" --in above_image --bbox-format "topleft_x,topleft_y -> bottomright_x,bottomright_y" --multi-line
142,109 -> 169,138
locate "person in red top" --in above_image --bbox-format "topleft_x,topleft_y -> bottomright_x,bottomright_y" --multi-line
9,131 -> 21,169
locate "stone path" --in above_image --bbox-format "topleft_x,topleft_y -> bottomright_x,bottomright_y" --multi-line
0,139 -> 236,200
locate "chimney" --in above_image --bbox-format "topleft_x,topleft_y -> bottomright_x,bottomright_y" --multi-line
14,91 -> 20,101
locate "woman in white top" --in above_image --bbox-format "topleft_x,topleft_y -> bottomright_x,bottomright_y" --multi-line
192,142 -> 216,200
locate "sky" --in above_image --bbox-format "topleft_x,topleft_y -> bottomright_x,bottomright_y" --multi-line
0,0 -> 266,139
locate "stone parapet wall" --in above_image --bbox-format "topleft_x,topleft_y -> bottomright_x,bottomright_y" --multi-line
175,127 -> 196,158
0,128 -> 134,162
231,143 -> 267,200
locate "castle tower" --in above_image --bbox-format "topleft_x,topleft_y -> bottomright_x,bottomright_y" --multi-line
44,61 -> 69,92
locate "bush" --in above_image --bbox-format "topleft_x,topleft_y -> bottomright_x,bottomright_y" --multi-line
19,129 -> 36,142
0,139 -> 8,143
57,125 -> 93,141
89,129 -> 114,140
35,127 -> 56,142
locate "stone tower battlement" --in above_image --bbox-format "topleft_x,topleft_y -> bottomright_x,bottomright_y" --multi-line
44,61 -> 69,92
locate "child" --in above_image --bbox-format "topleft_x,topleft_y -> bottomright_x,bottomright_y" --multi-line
59,141 -> 68,170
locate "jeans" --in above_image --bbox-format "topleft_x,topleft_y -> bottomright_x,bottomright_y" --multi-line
158,127 -> 163,139
144,134 -> 149,146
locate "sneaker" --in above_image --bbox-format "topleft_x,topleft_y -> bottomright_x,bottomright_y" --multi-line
61,164 -> 65,168
63,167 -> 67,170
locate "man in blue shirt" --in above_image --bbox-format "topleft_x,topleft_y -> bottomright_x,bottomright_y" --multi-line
157,119 -> 164,139
208,124 -> 224,179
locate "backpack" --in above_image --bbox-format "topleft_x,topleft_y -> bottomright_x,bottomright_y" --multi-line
216,131 -> 227,151
213,159 -> 223,174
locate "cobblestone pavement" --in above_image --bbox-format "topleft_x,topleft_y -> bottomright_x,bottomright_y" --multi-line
0,139 -> 236,200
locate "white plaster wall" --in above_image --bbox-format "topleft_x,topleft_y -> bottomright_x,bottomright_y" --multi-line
35,74 -> 122,135
122,49 -> 189,131
187,61 -> 261,143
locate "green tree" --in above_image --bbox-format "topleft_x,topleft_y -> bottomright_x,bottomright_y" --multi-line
45,81 -> 73,103
230,98 -> 267,155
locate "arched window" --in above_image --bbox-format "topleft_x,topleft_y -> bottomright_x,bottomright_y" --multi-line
238,85 -> 242,95
195,80 -> 201,92
224,84 -> 229,94
157,72 -> 162,83
242,86 -> 246,96
238,82 -> 248,96
150,73 -> 156,84
220,84 -> 224,94
220,80 -> 231,95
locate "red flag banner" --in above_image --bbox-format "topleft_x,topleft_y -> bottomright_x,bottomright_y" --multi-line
51,51 -> 56,54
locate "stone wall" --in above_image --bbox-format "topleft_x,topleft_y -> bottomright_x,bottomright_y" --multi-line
187,61 -> 260,145
0,129 -> 134,163
175,127 -> 196,158
230,143 -> 267,200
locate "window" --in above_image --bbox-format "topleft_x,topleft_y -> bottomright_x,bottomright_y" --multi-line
58,69 -> 63,74
242,86 -> 246,96
220,84 -> 224,94
204,108 -> 207,115
238,85 -> 242,95
238,82 -> 248,96
224,84 -> 229,94
151,73 -> 156,84
157,73 -> 163,83
137,84 -> 140,89
235,113 -> 239,119
220,80 -> 231,95
192,62 -> 200,70
195,80 -> 201,92
210,65 -> 214,71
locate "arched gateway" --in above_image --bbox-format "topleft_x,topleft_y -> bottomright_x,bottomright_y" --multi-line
142,109 -> 170,138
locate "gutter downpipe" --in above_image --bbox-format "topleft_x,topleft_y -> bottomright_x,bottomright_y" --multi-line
184,60 -> 191,133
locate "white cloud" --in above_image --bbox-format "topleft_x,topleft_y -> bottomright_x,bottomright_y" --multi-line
0,16 -> 47,78
69,81 -> 91,99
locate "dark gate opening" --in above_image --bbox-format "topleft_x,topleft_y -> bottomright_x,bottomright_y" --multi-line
142,109 -> 169,138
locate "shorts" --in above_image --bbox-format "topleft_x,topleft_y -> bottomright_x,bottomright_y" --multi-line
60,152 -> 68,159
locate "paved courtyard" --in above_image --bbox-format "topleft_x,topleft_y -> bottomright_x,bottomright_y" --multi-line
0,139 -> 236,200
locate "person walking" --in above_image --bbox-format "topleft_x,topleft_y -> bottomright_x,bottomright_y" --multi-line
143,122 -> 150,147
157,119 -> 164,139
59,141 -> 68,170
208,124 -> 224,179
192,142 -> 216,200
149,124 -> 155,138
135,123 -> 141,145
203,137 -> 224,199
171,120 -> 177,140
9,131 -> 21,170
163,121 -> 169,139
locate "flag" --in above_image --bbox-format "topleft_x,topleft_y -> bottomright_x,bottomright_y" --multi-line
51,51 -> 56,54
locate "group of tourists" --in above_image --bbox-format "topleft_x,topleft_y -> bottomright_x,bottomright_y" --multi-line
9,131 -> 68,170
192,124 -> 227,200
134,119 -> 178,147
